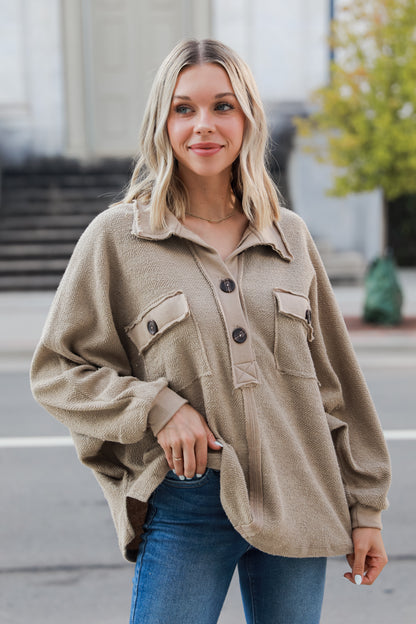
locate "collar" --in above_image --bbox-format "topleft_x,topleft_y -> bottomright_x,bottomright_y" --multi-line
242,222 -> 293,262
131,200 -> 181,240
131,200 -> 293,262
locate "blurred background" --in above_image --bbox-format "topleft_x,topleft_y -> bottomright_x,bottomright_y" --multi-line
0,1 -> 415,622
0,0 -> 395,289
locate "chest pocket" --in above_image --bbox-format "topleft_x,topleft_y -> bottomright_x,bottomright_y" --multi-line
125,291 -> 211,392
273,288 -> 317,379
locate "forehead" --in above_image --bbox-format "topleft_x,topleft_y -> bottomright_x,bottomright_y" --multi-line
172,63 -> 234,97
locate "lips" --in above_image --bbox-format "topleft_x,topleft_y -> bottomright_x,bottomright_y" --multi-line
188,143 -> 223,156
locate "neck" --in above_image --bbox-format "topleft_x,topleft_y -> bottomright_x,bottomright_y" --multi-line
179,167 -> 238,220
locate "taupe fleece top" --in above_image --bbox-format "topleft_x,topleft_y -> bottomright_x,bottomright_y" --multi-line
30,201 -> 391,562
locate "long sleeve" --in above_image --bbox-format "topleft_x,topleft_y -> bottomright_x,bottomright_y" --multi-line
30,212 -> 185,445
306,227 -> 391,529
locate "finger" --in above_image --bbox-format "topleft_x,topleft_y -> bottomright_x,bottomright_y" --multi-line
195,432 -> 208,476
172,447 -> 185,477
159,442 -> 174,471
360,555 -> 388,585
205,425 -> 224,451
351,545 -> 367,586
182,440 -> 196,479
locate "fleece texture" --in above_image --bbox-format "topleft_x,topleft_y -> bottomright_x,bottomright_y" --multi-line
30,202 -> 391,562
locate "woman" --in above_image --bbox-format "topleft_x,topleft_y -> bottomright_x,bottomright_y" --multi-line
31,39 -> 391,623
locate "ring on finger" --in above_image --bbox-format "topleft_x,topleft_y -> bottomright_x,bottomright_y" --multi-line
173,456 -> 183,461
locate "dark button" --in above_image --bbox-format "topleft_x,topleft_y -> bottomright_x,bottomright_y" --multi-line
305,309 -> 312,324
232,327 -> 247,344
147,320 -> 158,335
220,278 -> 236,293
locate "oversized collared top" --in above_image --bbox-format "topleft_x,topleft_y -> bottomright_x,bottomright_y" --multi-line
30,201 -> 391,562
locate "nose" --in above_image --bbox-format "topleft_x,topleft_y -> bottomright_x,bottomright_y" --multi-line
194,110 -> 215,134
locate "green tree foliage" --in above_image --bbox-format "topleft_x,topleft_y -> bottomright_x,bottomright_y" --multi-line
295,0 -> 416,200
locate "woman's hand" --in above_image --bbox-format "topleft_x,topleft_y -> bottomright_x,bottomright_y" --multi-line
156,404 -> 222,478
344,528 -> 388,585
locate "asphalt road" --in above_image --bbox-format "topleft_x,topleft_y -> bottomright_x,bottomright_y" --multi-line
1,360 -> 415,624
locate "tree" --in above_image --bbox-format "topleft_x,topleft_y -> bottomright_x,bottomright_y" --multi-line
295,0 -> 416,250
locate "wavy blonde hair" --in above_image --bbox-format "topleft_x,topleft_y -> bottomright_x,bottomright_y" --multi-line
116,39 -> 281,231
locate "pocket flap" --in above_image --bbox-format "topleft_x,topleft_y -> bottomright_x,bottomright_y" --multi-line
273,288 -> 314,340
125,291 -> 190,353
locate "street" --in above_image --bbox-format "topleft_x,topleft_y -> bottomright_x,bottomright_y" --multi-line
1,358 -> 415,623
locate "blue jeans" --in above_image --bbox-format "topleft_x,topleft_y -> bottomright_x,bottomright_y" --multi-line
130,469 -> 326,624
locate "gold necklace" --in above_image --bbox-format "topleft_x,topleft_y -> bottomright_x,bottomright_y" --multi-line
184,207 -> 235,223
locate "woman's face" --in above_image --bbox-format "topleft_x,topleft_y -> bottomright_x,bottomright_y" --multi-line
166,63 -> 246,184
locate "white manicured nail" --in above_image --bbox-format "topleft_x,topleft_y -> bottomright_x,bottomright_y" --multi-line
214,441 -> 223,448
179,475 -> 185,481
354,575 -> 362,585
196,474 -> 203,478
185,477 -> 192,480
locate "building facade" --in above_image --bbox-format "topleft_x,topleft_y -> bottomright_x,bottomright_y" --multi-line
0,0 -> 382,263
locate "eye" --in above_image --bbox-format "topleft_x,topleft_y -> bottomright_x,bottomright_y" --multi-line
215,101 -> 235,112
175,104 -> 193,114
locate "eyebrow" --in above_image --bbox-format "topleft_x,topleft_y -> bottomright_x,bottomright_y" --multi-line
172,92 -> 237,100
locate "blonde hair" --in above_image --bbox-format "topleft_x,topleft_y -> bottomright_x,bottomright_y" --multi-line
116,39 -> 281,231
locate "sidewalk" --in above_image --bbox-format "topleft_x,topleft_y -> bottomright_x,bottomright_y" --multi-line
333,267 -> 416,355
1,268 -> 416,370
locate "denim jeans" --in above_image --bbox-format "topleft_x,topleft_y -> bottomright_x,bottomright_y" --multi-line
130,469 -> 326,624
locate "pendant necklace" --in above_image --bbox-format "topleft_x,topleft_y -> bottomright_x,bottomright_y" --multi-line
184,207 -> 235,223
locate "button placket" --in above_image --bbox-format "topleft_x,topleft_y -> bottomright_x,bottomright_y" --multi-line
214,260 -> 257,388
219,276 -> 248,347
186,244 -> 258,389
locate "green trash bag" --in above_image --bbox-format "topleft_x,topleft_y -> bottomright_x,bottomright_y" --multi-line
363,254 -> 403,325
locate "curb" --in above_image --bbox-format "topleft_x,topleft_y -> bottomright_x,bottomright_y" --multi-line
345,316 -> 416,352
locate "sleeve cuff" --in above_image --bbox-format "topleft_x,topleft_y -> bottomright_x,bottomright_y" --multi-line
147,386 -> 188,436
350,503 -> 383,530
